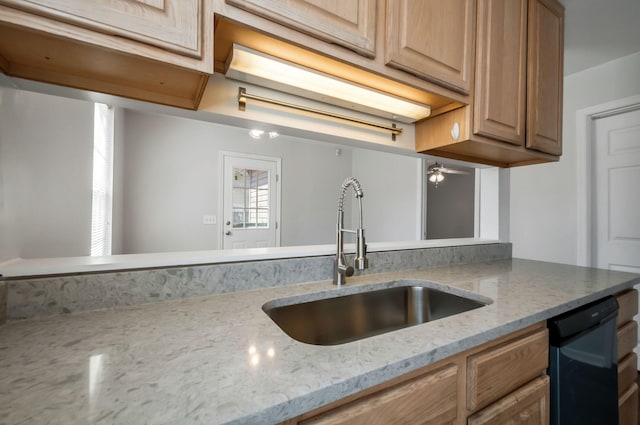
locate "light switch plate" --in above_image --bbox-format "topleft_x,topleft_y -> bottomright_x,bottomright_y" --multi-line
203,215 -> 217,225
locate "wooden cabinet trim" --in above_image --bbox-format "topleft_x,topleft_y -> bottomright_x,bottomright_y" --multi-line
467,328 -> 549,411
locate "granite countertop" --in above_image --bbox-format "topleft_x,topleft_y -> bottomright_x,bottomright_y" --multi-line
1,258 -> 639,425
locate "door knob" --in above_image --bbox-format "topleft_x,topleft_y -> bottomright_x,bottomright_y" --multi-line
226,221 -> 231,226
225,231 -> 232,236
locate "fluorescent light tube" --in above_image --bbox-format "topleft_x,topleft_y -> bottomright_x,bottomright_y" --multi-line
225,44 -> 431,124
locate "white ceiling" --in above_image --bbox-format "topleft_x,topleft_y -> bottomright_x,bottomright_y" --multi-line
560,0 -> 640,75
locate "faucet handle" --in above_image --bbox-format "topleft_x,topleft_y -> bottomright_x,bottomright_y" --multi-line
345,265 -> 354,277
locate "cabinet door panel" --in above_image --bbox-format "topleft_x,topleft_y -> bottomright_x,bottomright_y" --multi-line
527,0 -> 563,155
618,353 -> 637,397
226,0 -> 376,57
468,376 -> 550,425
619,383 -> 639,425
617,320 -> 638,361
474,0 -> 527,145
301,364 -> 458,425
0,0 -> 201,57
616,289 -> 639,327
467,329 -> 548,411
385,0 -> 473,93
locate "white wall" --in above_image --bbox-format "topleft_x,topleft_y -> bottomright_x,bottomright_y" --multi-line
510,51 -> 640,265
351,149 -> 421,242
0,86 -> 94,261
118,109 -> 355,253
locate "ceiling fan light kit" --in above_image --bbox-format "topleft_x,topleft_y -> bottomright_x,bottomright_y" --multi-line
427,162 -> 469,187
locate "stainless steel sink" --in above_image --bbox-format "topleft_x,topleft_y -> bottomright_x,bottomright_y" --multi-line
263,285 -> 488,345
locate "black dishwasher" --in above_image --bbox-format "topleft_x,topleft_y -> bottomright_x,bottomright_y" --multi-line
548,296 -> 619,425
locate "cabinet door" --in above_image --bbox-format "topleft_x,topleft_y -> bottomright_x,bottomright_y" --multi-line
473,0 -> 527,145
526,0 -> 564,155
301,364 -> 458,425
619,383 -> 639,425
468,376 -> 550,425
467,329 -> 548,411
0,0 -> 201,57
385,0 -> 474,93
226,0 -> 376,58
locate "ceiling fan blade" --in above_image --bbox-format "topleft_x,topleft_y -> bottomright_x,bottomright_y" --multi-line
440,167 -> 468,174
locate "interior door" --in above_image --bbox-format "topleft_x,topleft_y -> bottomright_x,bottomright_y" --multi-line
221,153 -> 280,249
593,107 -> 640,368
594,108 -> 640,273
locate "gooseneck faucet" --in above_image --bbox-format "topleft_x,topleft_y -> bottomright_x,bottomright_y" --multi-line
334,177 -> 368,285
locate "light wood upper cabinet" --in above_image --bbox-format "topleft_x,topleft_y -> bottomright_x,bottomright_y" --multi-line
385,0 -> 474,94
0,0 -> 202,58
473,0 -> 527,145
526,0 -> 564,155
225,0 -> 377,57
0,0 -> 212,109
416,0 -> 564,167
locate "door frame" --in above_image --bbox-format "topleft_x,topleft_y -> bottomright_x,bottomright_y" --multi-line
576,94 -> 640,267
218,151 -> 282,249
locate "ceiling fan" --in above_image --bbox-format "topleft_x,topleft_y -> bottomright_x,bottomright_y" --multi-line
427,162 -> 468,187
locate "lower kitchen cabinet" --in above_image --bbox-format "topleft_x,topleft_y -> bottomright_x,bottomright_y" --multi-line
282,323 -> 548,425
616,289 -> 639,425
283,290 -> 635,425
299,364 -> 458,425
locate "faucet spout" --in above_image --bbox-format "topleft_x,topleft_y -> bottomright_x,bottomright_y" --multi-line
334,177 -> 368,286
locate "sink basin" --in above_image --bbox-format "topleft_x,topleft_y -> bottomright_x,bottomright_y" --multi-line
263,284 -> 488,345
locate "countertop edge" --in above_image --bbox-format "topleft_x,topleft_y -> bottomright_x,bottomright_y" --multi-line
230,277 -> 640,424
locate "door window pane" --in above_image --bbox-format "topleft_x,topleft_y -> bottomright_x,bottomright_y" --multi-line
231,167 -> 270,229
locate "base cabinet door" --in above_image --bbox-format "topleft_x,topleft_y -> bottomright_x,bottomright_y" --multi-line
619,383 -> 639,425
300,364 -> 459,425
616,289 -> 639,425
467,376 -> 550,425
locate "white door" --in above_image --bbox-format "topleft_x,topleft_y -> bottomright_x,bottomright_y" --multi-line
593,108 -> 640,273
593,107 -> 640,369
221,152 -> 281,249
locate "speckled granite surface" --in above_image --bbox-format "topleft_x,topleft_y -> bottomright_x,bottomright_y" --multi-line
0,281 -> 5,326
0,259 -> 638,425
5,243 -> 510,320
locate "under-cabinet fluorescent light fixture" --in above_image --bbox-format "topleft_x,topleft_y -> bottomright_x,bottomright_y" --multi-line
225,44 -> 431,124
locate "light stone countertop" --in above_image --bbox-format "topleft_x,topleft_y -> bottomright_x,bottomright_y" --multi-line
1,258 -> 639,425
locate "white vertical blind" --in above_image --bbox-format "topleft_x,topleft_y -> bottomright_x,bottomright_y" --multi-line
90,103 -> 114,256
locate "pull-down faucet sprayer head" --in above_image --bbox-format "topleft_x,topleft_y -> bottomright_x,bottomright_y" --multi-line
334,177 -> 368,285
